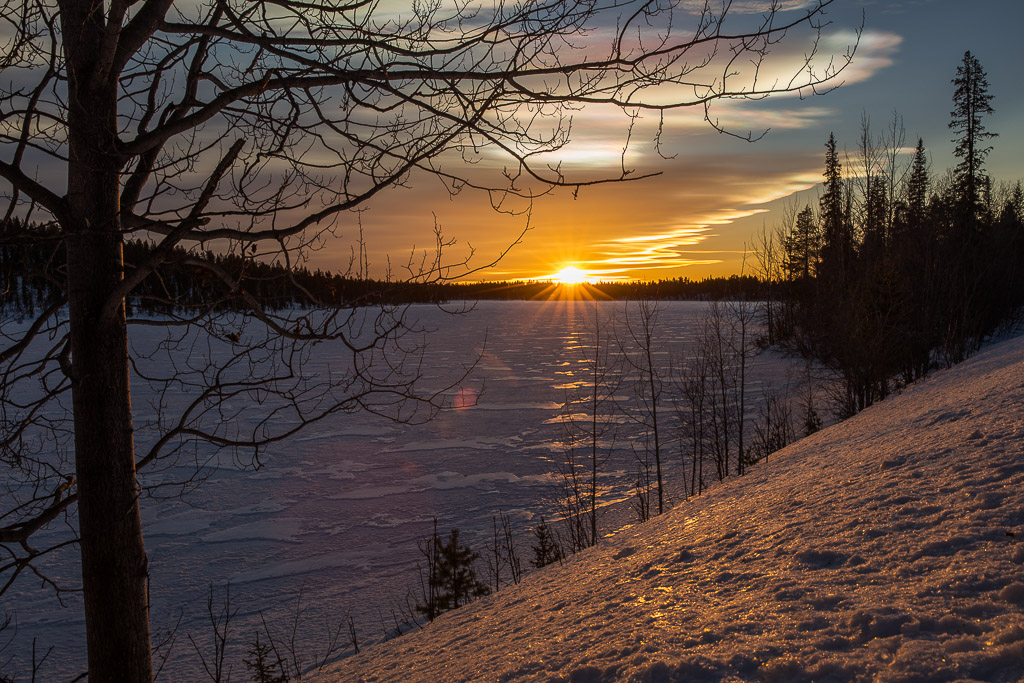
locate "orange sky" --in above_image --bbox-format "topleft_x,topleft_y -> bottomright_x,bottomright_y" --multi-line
308,1 -> 1024,283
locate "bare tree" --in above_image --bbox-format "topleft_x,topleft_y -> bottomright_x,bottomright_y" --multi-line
883,111 -> 910,232
187,586 -> 236,683
748,383 -> 795,464
752,220 -> 785,347
672,345 -> 711,497
499,512 -> 523,587
629,436 -> 656,523
701,301 -> 735,481
554,308 -> 621,550
562,307 -> 621,546
724,254 -> 759,476
553,422 -> 593,553
618,298 -> 667,515
0,1 -> 855,677
486,512 -> 523,592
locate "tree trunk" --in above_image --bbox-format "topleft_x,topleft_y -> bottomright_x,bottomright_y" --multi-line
62,2 -> 153,676
67,230 -> 152,682
647,355 -> 663,515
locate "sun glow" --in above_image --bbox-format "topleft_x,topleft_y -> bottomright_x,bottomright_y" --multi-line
552,266 -> 590,284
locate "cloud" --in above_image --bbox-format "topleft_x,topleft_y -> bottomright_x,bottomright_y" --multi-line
820,30 -> 902,85
339,146 -> 822,281
296,9 -> 903,283
468,23 -> 899,180
678,0 -> 825,13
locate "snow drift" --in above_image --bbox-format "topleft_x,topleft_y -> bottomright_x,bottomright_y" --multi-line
315,335 -> 1024,682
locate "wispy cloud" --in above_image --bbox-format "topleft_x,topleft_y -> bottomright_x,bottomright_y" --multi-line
820,30 -> 902,85
302,12 -> 904,283
677,1 -> 825,14
473,27 -> 899,178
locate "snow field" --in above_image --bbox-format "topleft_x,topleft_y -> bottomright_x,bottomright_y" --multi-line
315,335 -> 1024,682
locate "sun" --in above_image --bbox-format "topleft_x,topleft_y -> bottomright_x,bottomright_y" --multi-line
552,265 -> 590,284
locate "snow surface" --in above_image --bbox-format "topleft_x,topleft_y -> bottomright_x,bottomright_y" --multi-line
314,335 -> 1024,682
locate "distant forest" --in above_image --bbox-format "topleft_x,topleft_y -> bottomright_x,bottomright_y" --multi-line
0,226 -> 765,314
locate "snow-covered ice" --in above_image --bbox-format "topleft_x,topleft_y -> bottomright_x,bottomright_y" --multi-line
8,300 -> 790,678
314,334 -> 1024,682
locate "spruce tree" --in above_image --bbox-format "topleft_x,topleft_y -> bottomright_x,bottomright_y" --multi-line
784,206 -> 820,281
243,633 -> 289,683
416,525 -> 490,620
949,51 -> 996,215
530,517 -> 563,569
435,528 -> 490,611
861,177 -> 889,266
906,139 -> 929,223
818,133 -> 850,281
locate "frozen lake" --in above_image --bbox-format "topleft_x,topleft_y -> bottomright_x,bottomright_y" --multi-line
4,299 -> 812,679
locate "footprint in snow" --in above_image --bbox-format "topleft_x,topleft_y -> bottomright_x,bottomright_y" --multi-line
794,548 -> 848,569
998,582 -> 1024,605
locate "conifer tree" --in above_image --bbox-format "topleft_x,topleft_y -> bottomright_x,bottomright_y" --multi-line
950,51 -> 996,215
530,517 -> 563,569
1001,183 -> 1024,225
416,526 -> 490,620
243,633 -> 289,683
906,139 -> 930,223
818,133 -> 851,281
861,178 -> 889,266
436,528 -> 491,611
784,206 -> 820,281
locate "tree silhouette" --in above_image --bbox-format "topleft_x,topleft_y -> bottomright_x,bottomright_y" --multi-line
818,132 -> 851,282
950,51 -> 996,216
417,525 -> 489,620
530,517 -> 562,569
0,1 -> 855,677
618,298 -> 667,515
772,55 -> 1022,417
784,206 -> 820,282
905,139 -> 930,224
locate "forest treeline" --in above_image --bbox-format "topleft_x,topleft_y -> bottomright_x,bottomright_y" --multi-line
0,227 -> 765,314
760,51 -> 1023,416
5,53 -> 1020,335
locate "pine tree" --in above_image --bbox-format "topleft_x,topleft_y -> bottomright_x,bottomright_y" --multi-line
949,51 -> 996,215
530,517 -> 563,568
436,528 -> 490,610
906,139 -> 929,223
1000,182 -> 1024,225
784,206 -> 820,281
861,177 -> 889,267
243,633 -> 289,683
818,133 -> 851,281
416,525 -> 490,620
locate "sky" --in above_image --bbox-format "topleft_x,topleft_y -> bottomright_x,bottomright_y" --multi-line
316,0 -> 1024,283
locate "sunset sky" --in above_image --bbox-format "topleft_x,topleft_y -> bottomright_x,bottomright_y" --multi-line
317,0 -> 1024,283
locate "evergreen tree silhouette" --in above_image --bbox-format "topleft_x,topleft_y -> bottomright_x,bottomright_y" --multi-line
530,517 -> 563,569
950,51 -> 996,218
417,525 -> 490,620
818,133 -> 851,282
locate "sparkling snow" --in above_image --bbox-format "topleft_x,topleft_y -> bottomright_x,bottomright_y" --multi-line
315,335 -> 1024,682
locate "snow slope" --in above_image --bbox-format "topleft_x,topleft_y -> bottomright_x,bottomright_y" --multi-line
314,335 -> 1024,682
